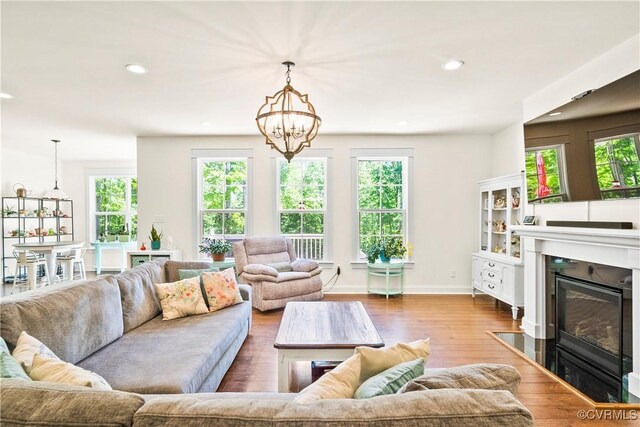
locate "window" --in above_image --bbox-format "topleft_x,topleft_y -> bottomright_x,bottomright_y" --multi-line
277,158 -> 326,260
525,145 -> 567,203
197,158 -> 248,243
594,134 -> 640,199
357,158 -> 407,258
90,176 -> 137,240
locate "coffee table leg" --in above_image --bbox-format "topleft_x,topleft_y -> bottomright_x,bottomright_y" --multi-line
278,352 -> 289,392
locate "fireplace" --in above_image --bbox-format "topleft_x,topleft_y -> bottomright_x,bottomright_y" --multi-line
556,273 -> 623,378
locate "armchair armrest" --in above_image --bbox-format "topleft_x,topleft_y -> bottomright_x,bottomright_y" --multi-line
243,264 -> 279,277
238,284 -> 252,303
291,258 -> 320,273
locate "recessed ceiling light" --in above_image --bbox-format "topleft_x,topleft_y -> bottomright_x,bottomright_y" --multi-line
397,121 -> 408,126
549,111 -> 563,116
201,122 -> 213,126
125,64 -> 146,74
442,59 -> 465,71
0,92 -> 14,99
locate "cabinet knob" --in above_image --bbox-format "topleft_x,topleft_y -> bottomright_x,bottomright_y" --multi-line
489,262 -> 495,267
488,272 -> 495,278
488,284 -> 495,289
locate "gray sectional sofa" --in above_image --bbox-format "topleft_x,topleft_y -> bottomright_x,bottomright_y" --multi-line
0,259 -> 252,393
0,259 -> 534,426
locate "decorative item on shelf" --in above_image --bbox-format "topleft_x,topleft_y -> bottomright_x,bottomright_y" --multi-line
13,183 -> 30,198
492,220 -> 507,232
59,225 -> 68,235
27,229 -> 37,237
19,209 -> 29,216
47,228 -> 55,236
512,250 -> 521,258
118,224 -> 131,243
511,197 -> 520,209
255,61 -> 321,162
98,232 -> 106,242
493,244 -> 506,254
105,231 -> 117,242
140,242 -> 147,251
149,224 -> 163,250
199,237 -> 233,262
493,197 -> 506,209
52,208 -> 63,217
34,207 -> 49,218
43,139 -> 70,200
2,204 -> 17,217
10,229 -> 25,237
379,237 -> 407,263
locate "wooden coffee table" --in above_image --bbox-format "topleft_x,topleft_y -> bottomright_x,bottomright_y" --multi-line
274,301 -> 384,392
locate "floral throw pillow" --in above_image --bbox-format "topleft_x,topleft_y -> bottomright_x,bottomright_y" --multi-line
202,268 -> 244,312
155,277 -> 209,320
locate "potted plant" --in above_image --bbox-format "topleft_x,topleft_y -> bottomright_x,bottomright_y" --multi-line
363,241 -> 380,264
2,204 -> 17,217
199,237 -> 233,261
149,224 -> 163,250
118,224 -> 130,243
379,237 -> 407,262
106,227 -> 118,242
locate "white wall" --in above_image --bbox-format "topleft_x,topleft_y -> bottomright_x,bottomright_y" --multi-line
61,159 -> 136,271
138,134 -> 493,293
1,148 -> 55,198
492,34 -> 640,226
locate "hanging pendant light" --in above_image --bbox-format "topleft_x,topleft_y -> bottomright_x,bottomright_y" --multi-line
255,61 -> 321,162
43,139 -> 69,200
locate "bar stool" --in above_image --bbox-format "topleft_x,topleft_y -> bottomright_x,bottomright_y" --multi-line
13,250 -> 50,291
56,245 -> 87,281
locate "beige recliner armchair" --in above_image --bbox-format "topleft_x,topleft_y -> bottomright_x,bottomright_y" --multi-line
233,236 -> 323,311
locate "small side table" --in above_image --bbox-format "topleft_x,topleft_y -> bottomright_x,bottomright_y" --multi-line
209,258 -> 236,271
367,261 -> 404,298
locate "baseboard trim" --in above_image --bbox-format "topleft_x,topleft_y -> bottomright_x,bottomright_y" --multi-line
325,285 -> 473,295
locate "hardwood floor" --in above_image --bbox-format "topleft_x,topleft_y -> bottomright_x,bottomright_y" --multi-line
219,294 -> 639,426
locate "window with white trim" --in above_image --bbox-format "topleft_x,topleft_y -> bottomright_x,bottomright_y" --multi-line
357,158 -> 408,258
89,175 -> 137,240
524,145 -> 568,203
277,158 -> 327,260
594,133 -> 640,199
197,158 -> 248,244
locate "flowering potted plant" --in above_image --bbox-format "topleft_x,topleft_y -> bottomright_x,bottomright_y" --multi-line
199,237 -> 233,261
379,237 -> 407,262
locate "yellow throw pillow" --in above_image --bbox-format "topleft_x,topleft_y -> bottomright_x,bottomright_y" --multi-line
12,331 -> 60,373
294,353 -> 361,404
155,276 -> 209,320
29,354 -> 112,390
355,338 -> 431,382
201,268 -> 244,312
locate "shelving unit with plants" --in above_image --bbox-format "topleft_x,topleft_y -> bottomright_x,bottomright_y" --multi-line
1,196 -> 74,283
471,173 -> 524,320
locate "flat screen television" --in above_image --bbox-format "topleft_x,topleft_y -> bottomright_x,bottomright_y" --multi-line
523,69 -> 640,204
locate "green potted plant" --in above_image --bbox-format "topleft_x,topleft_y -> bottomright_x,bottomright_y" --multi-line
363,241 -> 380,264
106,227 -> 118,242
199,237 -> 233,261
149,224 -> 163,250
2,204 -> 17,217
379,237 -> 407,262
118,224 -> 130,243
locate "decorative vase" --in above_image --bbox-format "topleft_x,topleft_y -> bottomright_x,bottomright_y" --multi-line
106,234 -> 117,242
379,251 -> 391,263
211,253 -> 225,262
151,240 -> 161,250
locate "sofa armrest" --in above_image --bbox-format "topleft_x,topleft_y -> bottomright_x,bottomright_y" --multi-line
238,284 -> 252,303
290,258 -> 319,273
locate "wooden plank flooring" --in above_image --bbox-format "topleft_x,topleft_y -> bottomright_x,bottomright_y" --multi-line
219,294 -> 639,426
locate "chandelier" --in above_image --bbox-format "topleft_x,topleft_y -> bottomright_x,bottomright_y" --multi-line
255,61 -> 321,162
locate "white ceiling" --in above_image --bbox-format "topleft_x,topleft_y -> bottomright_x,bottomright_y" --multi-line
2,1 -> 639,160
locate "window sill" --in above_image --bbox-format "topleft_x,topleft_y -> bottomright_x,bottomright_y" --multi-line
350,260 -> 414,269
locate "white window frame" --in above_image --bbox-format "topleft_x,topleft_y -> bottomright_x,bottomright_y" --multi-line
351,148 -> 413,265
276,157 -> 328,261
88,173 -> 137,241
192,149 -> 252,259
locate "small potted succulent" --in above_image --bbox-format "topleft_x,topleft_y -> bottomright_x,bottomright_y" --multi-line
118,224 -> 131,243
149,224 -> 163,250
199,237 -> 233,262
2,204 -> 17,217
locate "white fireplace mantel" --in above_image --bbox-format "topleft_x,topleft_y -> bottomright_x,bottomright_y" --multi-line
512,225 -> 640,401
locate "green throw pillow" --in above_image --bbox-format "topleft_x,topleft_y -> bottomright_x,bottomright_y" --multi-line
354,358 -> 424,399
0,337 -> 9,354
0,352 -> 31,381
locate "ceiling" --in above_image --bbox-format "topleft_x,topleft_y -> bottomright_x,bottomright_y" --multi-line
2,1 -> 639,160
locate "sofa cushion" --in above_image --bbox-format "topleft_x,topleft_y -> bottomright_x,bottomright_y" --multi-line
398,363 -> 522,394
0,378 -> 145,427
12,331 -> 60,372
243,264 -> 278,277
294,354 -> 362,403
291,258 -> 319,273
30,353 -> 112,390
77,301 -> 251,394
155,277 -> 209,320
247,251 -> 292,266
166,260 -> 214,283
133,389 -> 534,427
0,276 -> 123,364
244,236 -> 288,256
354,358 -> 424,399
202,269 -> 243,312
266,262 -> 292,272
116,260 -> 166,332
275,271 -> 311,282
260,276 -> 322,301
355,338 -> 431,381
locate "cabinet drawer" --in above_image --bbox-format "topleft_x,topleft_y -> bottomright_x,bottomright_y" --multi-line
482,260 -> 501,271
130,255 -> 149,266
482,268 -> 502,284
483,280 -> 501,296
